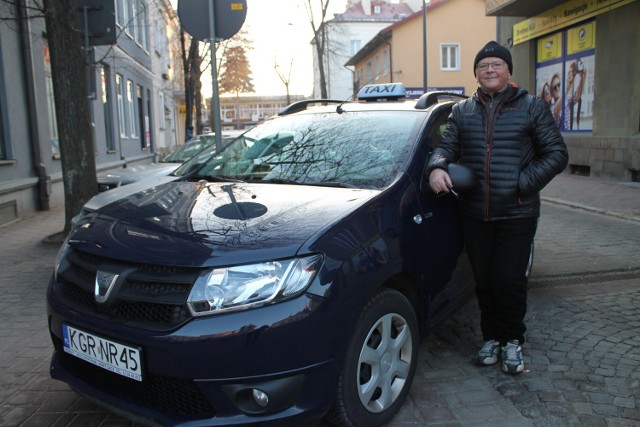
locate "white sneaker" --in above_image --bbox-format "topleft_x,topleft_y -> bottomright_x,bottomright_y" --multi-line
502,340 -> 524,374
475,340 -> 500,366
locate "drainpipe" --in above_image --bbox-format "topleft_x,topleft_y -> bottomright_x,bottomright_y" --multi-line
382,37 -> 393,83
18,0 -> 51,210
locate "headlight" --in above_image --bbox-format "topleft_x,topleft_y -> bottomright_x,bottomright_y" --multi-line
54,240 -> 71,283
187,254 -> 323,316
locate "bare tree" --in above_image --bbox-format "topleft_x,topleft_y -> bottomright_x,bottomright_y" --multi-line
304,0 -> 332,99
274,57 -> 294,105
180,29 -> 202,136
41,0 -> 97,240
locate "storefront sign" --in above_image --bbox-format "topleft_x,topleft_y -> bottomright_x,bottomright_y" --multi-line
513,0 -> 634,45
536,33 -> 563,62
566,21 -> 596,54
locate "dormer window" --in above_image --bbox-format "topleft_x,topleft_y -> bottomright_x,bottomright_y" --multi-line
374,5 -> 381,13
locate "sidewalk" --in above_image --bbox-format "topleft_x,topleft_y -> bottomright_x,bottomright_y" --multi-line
541,172 -> 640,223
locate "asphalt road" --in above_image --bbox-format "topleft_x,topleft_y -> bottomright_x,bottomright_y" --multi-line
1,201 -> 639,427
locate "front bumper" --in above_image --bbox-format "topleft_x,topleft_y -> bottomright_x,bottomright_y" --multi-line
48,288 -> 358,426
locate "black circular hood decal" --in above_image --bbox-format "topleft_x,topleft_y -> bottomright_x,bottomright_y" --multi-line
213,202 -> 268,220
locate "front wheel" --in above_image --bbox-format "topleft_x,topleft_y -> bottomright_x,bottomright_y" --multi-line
325,288 -> 419,427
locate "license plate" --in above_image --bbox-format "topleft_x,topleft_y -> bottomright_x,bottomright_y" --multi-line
62,324 -> 143,381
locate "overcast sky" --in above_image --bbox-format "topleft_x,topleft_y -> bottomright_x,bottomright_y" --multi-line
176,0 -> 348,97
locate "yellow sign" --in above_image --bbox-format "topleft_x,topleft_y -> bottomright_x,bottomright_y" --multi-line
231,3 -> 244,10
537,33 -> 563,62
567,22 -> 596,54
514,0 -> 635,45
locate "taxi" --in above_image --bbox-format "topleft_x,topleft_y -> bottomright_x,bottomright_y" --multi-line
47,83 -> 474,426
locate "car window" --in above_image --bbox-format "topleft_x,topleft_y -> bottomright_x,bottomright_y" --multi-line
426,109 -> 450,152
193,111 -> 424,189
172,135 -> 245,177
162,136 -> 215,163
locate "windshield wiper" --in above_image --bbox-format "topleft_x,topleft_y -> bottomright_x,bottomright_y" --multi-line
250,178 -> 356,189
317,181 -> 357,188
196,175 -> 244,183
252,178 -> 301,185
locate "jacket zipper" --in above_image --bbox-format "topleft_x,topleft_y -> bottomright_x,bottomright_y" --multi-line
483,95 -> 506,221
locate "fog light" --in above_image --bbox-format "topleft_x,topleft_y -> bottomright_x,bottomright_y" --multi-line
252,389 -> 269,408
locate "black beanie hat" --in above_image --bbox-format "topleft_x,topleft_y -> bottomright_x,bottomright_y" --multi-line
474,41 -> 513,76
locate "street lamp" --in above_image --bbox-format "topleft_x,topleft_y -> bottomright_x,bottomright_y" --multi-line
422,0 -> 430,93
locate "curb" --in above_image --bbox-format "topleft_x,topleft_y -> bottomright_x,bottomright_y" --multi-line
541,196 -> 640,224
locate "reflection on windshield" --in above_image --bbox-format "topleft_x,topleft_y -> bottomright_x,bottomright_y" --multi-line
191,112 -> 422,189
163,135 -> 215,163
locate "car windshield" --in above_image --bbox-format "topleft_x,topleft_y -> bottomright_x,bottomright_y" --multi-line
162,135 -> 215,163
190,111 -> 423,189
172,134 -> 243,177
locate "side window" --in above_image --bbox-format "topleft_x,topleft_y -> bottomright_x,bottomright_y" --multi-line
427,109 -> 450,153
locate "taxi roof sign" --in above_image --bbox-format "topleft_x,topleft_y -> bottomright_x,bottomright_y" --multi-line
357,83 -> 406,101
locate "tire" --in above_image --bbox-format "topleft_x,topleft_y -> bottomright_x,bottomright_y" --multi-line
325,288 -> 419,427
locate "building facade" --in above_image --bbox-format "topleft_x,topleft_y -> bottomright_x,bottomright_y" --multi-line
313,0 -> 417,100
0,0 -> 185,225
346,0 -> 496,97
215,95 -> 307,131
490,0 -> 639,181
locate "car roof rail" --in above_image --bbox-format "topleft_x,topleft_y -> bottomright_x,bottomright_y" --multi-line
415,91 -> 468,110
279,99 -> 348,116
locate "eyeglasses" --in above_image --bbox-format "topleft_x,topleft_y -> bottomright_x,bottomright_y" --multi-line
552,83 -> 561,91
476,61 -> 505,71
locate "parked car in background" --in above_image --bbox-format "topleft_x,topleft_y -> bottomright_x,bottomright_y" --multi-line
96,132 -> 241,192
48,84 -> 476,427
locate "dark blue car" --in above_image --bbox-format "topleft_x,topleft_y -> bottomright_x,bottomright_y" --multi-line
47,84 -> 474,426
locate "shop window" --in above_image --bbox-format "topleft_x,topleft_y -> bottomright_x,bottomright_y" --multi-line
100,65 -> 115,151
44,42 -> 60,159
116,74 -> 127,137
535,21 -> 595,132
127,80 -> 137,138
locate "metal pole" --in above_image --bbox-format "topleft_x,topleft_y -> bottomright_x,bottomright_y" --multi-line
422,1 -> 428,93
209,0 -> 222,151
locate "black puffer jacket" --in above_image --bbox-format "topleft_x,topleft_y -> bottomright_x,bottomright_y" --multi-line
427,85 -> 568,221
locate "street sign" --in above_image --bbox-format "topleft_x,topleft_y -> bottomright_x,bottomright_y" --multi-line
77,0 -> 117,46
178,0 -> 247,41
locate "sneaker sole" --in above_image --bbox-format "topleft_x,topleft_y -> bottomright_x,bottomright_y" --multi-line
476,357 -> 499,366
502,363 -> 524,374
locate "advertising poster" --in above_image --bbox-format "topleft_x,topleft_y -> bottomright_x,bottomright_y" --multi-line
535,21 -> 595,132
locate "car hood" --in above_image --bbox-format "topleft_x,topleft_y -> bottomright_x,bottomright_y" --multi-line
72,182 -> 379,267
97,163 -> 179,185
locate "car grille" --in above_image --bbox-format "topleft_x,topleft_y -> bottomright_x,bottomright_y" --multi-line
53,337 -> 216,419
57,248 -> 202,331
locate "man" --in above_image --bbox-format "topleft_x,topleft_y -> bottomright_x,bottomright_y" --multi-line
426,41 -> 568,374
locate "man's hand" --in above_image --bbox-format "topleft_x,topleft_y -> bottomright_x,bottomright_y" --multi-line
429,168 -> 452,194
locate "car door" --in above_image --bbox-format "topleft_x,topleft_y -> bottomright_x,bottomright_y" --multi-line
416,105 -> 471,330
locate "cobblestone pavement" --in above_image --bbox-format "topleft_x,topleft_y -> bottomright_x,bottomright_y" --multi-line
0,172 -> 639,427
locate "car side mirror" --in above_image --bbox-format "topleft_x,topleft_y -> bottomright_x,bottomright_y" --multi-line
448,163 -> 478,192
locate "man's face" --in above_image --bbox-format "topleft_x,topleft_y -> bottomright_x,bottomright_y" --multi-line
476,57 -> 510,94
551,78 -> 561,101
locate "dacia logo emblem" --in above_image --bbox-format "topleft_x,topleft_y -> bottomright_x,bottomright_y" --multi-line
95,270 -> 119,304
